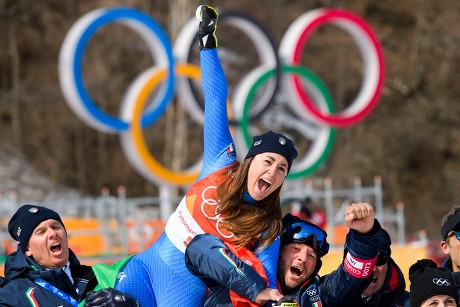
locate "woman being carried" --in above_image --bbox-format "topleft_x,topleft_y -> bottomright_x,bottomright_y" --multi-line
115,5 -> 298,306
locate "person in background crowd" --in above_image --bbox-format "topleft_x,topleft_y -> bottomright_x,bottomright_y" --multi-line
347,228 -> 409,307
441,205 -> 460,273
409,258 -> 458,307
114,4 -> 298,306
440,205 -> 460,300
292,197 -> 327,230
186,202 -> 382,306
0,204 -> 139,306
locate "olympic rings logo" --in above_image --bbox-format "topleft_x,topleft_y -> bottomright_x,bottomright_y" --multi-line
58,6 -> 385,186
306,289 -> 317,296
433,278 -> 451,286
200,186 -> 234,239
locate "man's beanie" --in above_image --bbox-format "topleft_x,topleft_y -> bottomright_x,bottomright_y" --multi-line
8,204 -> 65,252
379,228 -> 392,256
244,131 -> 298,173
409,259 -> 458,307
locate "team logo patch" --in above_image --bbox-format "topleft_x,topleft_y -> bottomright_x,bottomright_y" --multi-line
226,144 -> 236,156
28,207 -> 39,214
278,137 -> 286,145
16,226 -> 22,238
433,278 -> 450,286
117,272 -> 127,283
307,289 -> 317,296
114,295 -> 123,302
312,301 -> 322,307
254,140 -> 262,146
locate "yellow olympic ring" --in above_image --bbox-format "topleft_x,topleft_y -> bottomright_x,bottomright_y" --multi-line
125,63 -> 233,185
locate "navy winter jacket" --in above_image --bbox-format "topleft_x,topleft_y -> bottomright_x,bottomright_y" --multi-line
186,219 -> 383,307
441,257 -> 460,304
0,248 -> 97,306
344,257 -> 409,307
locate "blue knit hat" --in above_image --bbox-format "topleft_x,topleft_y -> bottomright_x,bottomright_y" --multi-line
8,204 -> 66,252
244,131 -> 298,172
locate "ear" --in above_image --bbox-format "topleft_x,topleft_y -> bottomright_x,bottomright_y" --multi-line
314,259 -> 322,276
25,246 -> 32,257
440,240 -> 450,255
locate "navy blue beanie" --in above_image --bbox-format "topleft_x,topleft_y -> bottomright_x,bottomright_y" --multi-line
8,204 -> 65,252
379,228 -> 392,256
244,131 -> 298,172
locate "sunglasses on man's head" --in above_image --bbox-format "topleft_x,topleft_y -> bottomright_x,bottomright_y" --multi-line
447,230 -> 460,241
376,254 -> 389,266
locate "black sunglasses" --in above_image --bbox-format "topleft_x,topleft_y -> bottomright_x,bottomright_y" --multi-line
376,254 -> 389,266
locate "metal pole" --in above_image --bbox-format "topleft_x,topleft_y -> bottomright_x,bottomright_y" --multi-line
353,176 -> 362,202
396,201 -> 406,244
160,184 -> 174,221
117,185 -> 129,257
374,176 -> 384,222
324,177 -> 335,246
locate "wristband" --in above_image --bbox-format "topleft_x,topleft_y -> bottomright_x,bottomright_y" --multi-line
343,252 -> 377,278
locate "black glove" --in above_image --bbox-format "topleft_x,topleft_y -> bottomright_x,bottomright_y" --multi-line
196,5 -> 218,49
272,295 -> 299,307
84,288 -> 139,307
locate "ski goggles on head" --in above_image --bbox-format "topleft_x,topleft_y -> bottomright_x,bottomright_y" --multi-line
282,221 -> 330,258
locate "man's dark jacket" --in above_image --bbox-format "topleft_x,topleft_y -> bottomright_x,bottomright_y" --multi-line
0,248 -> 97,306
345,257 -> 409,307
441,257 -> 460,303
185,220 -> 383,307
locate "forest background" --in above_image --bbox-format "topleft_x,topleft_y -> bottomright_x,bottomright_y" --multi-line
1,0 -> 460,240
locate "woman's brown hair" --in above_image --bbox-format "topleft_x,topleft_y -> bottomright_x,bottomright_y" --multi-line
216,157 -> 283,251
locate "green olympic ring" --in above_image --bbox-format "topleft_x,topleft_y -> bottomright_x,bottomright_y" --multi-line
238,65 -> 336,179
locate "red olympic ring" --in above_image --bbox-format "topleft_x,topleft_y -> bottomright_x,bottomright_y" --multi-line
280,8 -> 385,127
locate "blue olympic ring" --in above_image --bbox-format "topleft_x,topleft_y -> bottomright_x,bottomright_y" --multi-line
60,7 -> 175,132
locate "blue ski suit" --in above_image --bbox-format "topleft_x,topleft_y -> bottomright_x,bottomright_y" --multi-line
115,48 -> 280,306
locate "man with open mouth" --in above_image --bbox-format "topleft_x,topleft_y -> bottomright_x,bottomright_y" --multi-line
185,202 -> 390,306
0,204 -> 139,307
351,228 -> 409,307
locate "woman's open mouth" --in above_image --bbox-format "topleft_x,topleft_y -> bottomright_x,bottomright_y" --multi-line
258,178 -> 272,192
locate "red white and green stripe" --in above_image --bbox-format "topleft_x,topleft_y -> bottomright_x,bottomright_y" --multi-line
25,287 -> 39,307
218,247 -> 247,278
